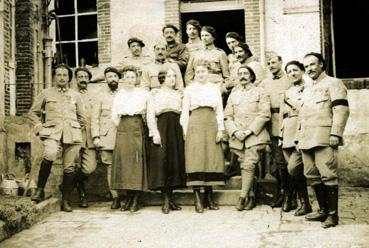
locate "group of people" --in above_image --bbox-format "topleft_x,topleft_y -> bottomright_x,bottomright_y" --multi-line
28,19 -> 350,229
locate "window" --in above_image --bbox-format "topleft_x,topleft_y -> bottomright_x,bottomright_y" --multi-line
55,0 -> 98,67
332,1 -> 369,78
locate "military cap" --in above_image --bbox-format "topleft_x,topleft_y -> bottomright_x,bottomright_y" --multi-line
104,66 -> 121,79
74,67 -> 92,80
127,37 -> 145,48
266,51 -> 282,62
162,24 -> 179,34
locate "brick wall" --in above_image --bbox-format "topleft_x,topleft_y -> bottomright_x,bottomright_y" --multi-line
97,0 -> 112,64
244,0 -> 261,59
15,0 -> 34,115
164,0 -> 181,40
3,0 -> 11,116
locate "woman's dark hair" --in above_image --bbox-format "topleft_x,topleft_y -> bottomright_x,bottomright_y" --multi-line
225,32 -> 244,42
285,60 -> 305,72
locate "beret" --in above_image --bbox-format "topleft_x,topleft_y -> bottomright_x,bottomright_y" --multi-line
104,67 -> 121,79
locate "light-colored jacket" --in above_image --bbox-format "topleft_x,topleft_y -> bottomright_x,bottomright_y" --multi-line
29,87 -> 86,144
279,82 -> 305,148
224,84 -> 271,150
297,72 -> 350,150
79,89 -> 96,148
259,73 -> 292,137
90,87 -> 118,150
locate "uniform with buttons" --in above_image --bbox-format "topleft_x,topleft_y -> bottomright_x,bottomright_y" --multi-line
29,87 -> 86,173
297,72 -> 350,186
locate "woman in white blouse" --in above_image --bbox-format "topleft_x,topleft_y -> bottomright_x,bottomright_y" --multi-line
147,69 -> 186,214
111,66 -> 149,213
180,61 -> 225,213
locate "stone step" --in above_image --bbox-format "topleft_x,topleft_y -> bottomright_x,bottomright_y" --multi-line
75,178 -> 278,206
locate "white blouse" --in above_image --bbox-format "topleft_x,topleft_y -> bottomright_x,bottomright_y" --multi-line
180,82 -> 224,135
111,87 -> 149,126
147,88 -> 182,137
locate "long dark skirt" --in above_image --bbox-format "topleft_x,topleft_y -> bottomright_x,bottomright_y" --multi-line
111,115 -> 148,191
148,112 -> 186,190
185,107 -> 225,186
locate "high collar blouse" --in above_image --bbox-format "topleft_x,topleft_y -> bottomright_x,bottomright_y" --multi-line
180,82 -> 224,135
147,87 -> 182,137
111,87 -> 149,126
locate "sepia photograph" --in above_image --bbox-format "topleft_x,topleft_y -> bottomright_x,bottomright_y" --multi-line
0,0 -> 368,247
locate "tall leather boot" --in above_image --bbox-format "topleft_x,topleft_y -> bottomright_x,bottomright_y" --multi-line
31,159 -> 53,203
193,187 -> 204,213
204,186 -> 219,210
129,191 -> 140,212
305,184 -> 328,221
294,176 -> 312,216
161,188 -> 170,214
322,185 -> 339,228
61,172 -> 76,212
282,175 -> 293,212
120,190 -> 133,211
168,188 -> 181,211
244,176 -> 257,211
271,169 -> 287,208
75,170 -> 88,208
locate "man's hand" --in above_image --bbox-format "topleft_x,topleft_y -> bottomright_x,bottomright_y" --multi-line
329,135 -> 340,147
234,131 -> 246,141
243,129 -> 253,138
93,137 -> 102,147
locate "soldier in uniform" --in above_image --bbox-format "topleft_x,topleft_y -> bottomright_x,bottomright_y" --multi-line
91,37 -> 151,82
91,67 -> 121,209
29,64 -> 86,212
74,67 -> 97,208
279,61 -> 312,215
259,53 -> 294,208
230,42 -> 266,86
162,24 -> 189,74
225,65 -> 271,211
185,19 -> 203,55
299,53 -> 349,228
141,41 -> 184,91
185,26 -> 230,91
